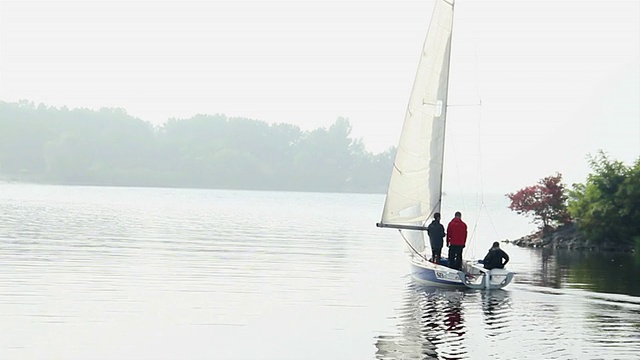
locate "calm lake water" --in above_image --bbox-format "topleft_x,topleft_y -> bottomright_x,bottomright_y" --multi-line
1,184 -> 639,360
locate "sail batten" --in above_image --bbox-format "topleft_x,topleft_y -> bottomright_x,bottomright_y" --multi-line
380,0 -> 454,250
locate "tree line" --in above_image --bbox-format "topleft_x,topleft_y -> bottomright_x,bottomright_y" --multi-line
507,151 -> 640,248
0,100 -> 394,193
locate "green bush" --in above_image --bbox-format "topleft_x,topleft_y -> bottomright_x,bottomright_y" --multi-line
568,151 -> 640,246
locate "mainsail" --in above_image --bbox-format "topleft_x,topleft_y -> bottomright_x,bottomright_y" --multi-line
378,0 -> 454,250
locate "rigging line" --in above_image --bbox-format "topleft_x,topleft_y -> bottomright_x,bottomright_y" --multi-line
472,107 -> 484,244
398,229 -> 430,262
448,134 -> 467,213
467,218 -> 481,259
467,91 -> 484,258
474,40 -> 485,206
466,42 -> 485,261
483,200 -> 502,241
473,42 -> 483,111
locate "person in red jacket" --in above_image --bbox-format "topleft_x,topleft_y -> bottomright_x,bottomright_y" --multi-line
446,211 -> 467,270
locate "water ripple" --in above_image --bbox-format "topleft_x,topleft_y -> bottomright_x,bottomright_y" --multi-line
2,184 -> 640,360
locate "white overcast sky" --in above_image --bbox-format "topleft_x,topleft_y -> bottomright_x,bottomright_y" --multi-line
1,0 -> 638,193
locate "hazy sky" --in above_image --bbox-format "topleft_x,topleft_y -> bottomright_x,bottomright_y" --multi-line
1,0 -> 638,193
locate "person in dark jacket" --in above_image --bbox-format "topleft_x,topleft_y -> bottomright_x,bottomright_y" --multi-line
483,242 -> 510,270
427,212 -> 445,264
446,211 -> 467,270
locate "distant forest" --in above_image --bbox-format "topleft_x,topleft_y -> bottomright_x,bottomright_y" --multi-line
0,100 -> 395,193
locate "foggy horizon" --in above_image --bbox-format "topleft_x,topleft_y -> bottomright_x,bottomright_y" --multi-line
1,0 -> 638,193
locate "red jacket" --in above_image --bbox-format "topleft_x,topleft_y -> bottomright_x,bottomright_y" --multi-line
446,217 -> 467,246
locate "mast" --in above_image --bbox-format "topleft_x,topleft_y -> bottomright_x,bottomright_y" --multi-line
437,0 -> 455,212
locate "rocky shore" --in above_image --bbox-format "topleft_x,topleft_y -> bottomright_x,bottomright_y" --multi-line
504,222 -> 635,252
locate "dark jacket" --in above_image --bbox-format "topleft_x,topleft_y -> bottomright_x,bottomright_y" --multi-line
427,220 -> 445,249
483,247 -> 510,270
446,217 -> 467,246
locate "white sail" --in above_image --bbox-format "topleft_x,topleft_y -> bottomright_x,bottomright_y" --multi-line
380,0 -> 454,235
376,0 -> 514,290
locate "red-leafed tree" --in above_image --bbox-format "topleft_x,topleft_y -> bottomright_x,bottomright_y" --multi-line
506,173 -> 571,229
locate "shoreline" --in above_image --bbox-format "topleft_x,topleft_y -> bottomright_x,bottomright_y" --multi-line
504,223 -> 635,253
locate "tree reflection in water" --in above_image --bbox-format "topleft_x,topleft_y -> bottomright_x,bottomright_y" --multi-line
524,247 -> 640,296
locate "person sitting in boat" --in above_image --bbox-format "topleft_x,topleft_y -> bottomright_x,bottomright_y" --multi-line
446,211 -> 467,270
483,242 -> 510,270
427,212 -> 445,263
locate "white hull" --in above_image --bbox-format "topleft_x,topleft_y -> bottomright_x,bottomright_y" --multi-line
408,254 -> 514,290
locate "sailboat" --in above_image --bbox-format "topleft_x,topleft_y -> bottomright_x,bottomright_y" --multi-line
376,0 -> 514,290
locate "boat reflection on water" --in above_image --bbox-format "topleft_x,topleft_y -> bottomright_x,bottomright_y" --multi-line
480,289 -> 512,339
374,281 -> 468,360
375,280 -> 513,360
